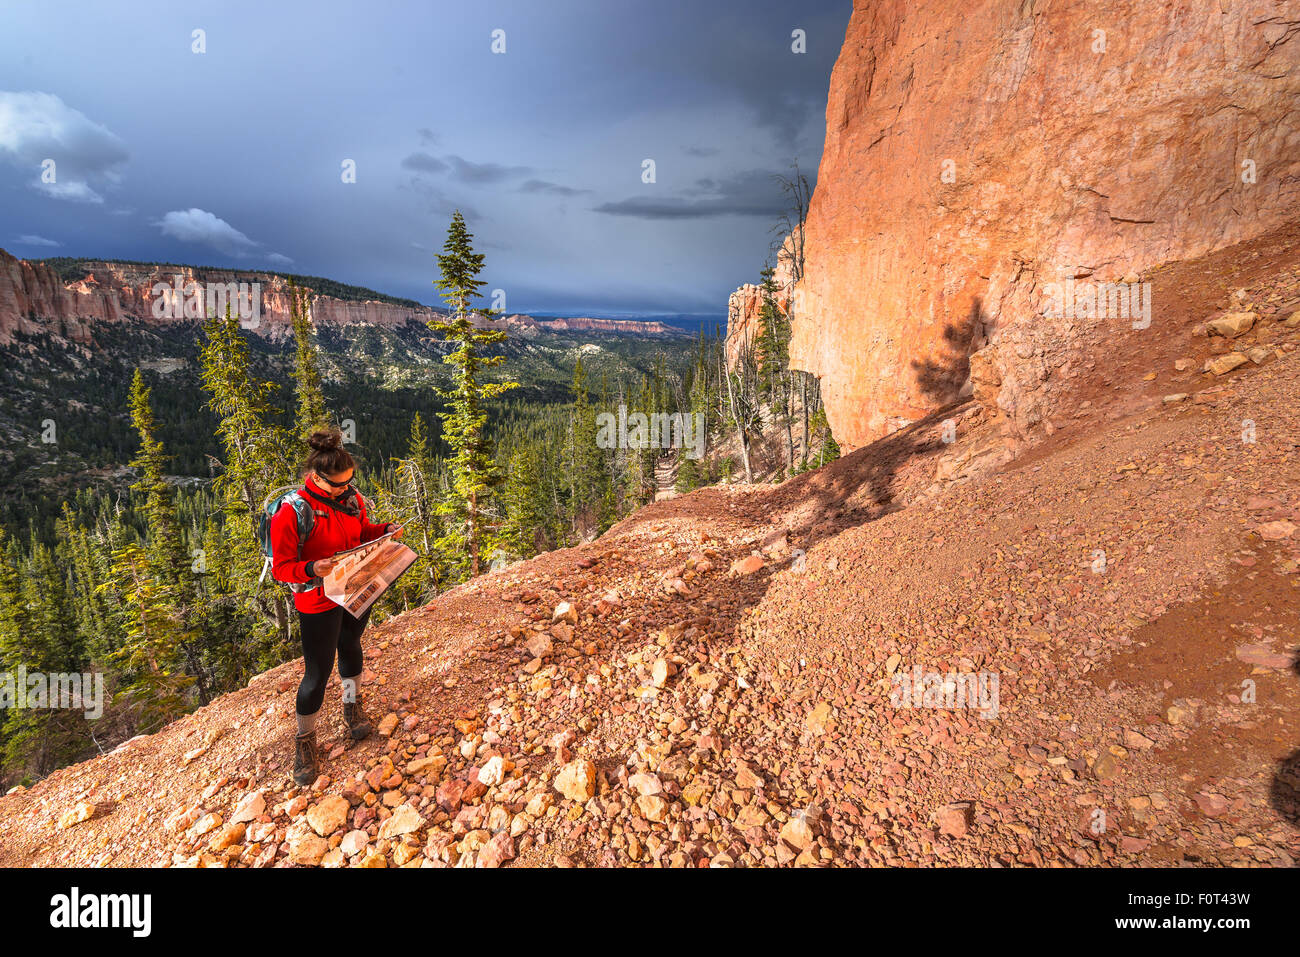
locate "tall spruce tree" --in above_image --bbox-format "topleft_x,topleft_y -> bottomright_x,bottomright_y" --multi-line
198,305 -> 295,654
428,211 -> 518,578
123,369 -> 221,704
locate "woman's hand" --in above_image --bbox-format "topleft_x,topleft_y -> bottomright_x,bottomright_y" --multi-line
390,526 -> 404,540
312,558 -> 336,576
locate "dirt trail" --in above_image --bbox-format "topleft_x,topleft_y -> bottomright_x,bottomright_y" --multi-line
653,453 -> 677,501
2,224 -> 1299,868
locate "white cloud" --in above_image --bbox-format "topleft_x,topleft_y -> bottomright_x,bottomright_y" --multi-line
266,252 -> 293,266
13,234 -> 61,247
0,91 -> 129,203
155,208 -> 260,257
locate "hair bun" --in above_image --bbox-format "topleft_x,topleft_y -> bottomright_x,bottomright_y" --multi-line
308,428 -> 342,452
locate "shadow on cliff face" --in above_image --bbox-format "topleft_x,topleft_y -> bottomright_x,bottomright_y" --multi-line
764,297 -> 986,555
604,294 -> 985,677
760,399 -> 972,561
911,297 -> 986,405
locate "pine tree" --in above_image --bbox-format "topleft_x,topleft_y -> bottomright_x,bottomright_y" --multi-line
99,542 -> 195,734
501,443 -> 546,557
428,211 -> 519,578
675,455 -> 702,493
198,305 -> 296,654
0,529 -> 41,775
289,282 -> 327,437
127,370 -> 189,586
0,539 -> 85,775
567,356 -> 606,539
809,407 -> 841,467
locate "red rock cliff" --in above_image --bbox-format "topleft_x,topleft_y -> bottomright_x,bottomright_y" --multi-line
789,0 -> 1300,450
0,251 -> 439,343
0,251 -> 687,343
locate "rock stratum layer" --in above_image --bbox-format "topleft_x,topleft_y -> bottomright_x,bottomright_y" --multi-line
787,0 -> 1300,450
0,250 -> 684,344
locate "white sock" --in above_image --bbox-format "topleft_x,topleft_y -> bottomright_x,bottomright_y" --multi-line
297,709 -> 319,735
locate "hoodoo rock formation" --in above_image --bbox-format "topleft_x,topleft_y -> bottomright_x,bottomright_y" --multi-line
774,0 -> 1300,451
725,232 -> 799,368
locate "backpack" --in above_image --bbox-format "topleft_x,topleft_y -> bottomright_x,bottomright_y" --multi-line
257,484 -> 367,591
256,486 -> 323,592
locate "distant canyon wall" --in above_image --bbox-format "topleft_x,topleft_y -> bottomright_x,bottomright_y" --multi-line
771,0 -> 1300,451
0,249 -> 684,344
0,251 -> 440,344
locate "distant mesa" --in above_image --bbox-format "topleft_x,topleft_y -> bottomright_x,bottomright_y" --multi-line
486,313 -> 685,338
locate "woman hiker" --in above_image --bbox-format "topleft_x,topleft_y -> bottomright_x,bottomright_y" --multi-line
270,427 -> 403,786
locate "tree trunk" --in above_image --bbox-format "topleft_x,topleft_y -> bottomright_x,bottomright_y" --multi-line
468,489 -> 480,577
785,403 -> 795,473
724,366 -> 753,484
275,596 -> 289,648
800,375 -> 810,466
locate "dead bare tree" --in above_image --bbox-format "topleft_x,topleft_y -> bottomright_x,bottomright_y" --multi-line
772,161 -> 815,468
724,330 -> 760,484
772,161 -> 811,284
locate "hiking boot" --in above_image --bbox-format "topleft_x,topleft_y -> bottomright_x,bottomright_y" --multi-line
343,695 -> 374,741
292,730 -> 319,786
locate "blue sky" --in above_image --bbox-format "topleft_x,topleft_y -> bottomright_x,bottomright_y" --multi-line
0,0 -> 849,316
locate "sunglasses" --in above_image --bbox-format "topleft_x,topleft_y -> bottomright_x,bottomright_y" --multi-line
316,471 -> 355,489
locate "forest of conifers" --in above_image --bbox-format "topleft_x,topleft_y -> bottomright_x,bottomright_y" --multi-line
0,220 -> 835,789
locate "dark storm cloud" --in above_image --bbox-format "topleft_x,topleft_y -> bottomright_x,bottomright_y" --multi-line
593,168 -> 810,221
403,150 -> 536,185
401,175 -> 480,222
518,179 -> 589,197
443,155 -> 534,184
0,0 -> 850,314
660,6 -> 850,154
403,150 -> 532,184
401,151 -> 449,173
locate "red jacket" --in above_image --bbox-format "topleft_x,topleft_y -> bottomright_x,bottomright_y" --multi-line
270,474 -> 393,613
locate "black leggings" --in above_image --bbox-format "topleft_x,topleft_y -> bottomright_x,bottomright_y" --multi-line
296,605 -> 372,716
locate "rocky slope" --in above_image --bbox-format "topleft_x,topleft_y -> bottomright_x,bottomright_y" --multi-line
783,0 -> 1300,451
0,250 -> 685,344
2,224 -> 1297,868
